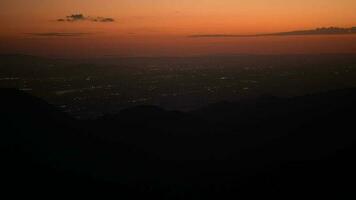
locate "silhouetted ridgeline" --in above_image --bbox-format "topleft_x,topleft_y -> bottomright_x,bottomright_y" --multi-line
1,88 -> 356,198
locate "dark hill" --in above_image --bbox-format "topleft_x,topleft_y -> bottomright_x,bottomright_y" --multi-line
1,88 -> 356,198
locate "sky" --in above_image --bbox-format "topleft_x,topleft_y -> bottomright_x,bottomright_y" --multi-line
1,0 -> 356,57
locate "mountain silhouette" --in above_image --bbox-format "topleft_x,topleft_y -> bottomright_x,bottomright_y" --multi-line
1,88 -> 356,198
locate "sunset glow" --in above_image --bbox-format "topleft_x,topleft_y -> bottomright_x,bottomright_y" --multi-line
1,0 -> 356,57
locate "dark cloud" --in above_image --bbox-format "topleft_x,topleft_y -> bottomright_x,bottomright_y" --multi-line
27,32 -> 91,37
92,17 -> 115,22
66,14 -> 86,21
189,27 -> 356,38
57,14 -> 115,23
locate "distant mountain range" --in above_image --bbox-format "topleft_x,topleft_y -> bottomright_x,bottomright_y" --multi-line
190,26 -> 356,38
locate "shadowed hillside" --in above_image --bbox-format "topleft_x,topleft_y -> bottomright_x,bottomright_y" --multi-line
1,88 -> 356,198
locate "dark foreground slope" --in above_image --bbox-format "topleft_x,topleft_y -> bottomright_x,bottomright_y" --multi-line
1,88 -> 356,198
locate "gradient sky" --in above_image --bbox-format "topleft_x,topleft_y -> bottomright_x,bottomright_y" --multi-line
1,0 -> 356,57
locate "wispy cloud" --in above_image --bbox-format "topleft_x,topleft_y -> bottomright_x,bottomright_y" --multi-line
27,32 -> 92,37
57,14 -> 115,23
189,27 -> 356,38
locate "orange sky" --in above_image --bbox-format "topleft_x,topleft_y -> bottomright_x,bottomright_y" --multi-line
1,0 -> 356,57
